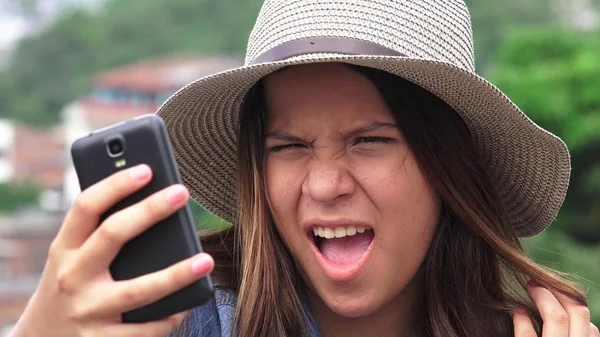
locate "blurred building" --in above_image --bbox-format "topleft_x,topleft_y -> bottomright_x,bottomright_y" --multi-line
0,120 -> 65,334
10,125 -> 65,193
0,210 -> 63,331
0,54 -> 240,335
0,119 -> 65,211
61,54 -> 240,207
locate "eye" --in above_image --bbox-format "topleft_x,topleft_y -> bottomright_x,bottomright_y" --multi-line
354,137 -> 395,145
269,143 -> 308,152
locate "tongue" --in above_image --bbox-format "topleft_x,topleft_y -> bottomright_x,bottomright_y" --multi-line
319,231 -> 374,265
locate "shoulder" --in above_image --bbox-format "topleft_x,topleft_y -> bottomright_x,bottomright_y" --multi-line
168,288 -> 238,337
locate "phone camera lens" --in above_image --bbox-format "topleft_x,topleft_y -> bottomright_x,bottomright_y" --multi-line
107,138 -> 124,157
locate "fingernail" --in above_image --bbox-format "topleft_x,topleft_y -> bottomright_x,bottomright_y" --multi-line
165,185 -> 187,205
191,254 -> 213,275
129,165 -> 151,181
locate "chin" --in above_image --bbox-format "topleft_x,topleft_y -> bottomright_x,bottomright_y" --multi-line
325,295 -> 383,318
317,285 -> 386,318
304,268 -> 422,321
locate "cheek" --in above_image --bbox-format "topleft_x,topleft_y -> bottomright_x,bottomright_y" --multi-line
351,149 -> 418,201
361,155 -> 439,307
265,158 -> 305,223
356,152 -> 440,251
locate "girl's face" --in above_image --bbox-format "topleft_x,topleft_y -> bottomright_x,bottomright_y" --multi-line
264,63 -> 440,318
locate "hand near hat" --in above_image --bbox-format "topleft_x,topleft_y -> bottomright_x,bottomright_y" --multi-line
8,165 -> 215,337
514,281 -> 599,336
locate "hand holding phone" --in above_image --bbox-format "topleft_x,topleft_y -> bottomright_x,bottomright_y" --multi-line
70,114 -> 214,323
9,116 -> 214,337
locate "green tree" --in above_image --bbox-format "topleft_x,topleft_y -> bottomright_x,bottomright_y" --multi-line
489,29 -> 600,244
465,0 -> 556,72
490,29 -> 600,325
0,180 -> 40,213
0,0 -> 263,126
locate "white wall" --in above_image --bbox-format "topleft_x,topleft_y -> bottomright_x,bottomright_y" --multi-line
61,102 -> 91,208
0,119 -> 15,183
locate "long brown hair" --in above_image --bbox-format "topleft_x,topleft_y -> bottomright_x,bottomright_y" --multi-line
174,64 -> 587,336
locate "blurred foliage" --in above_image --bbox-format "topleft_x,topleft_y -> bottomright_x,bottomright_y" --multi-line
189,201 -> 229,230
466,0 -> 555,71
0,180 -> 40,212
489,29 -> 600,244
491,28 -> 600,324
0,0 -> 263,126
467,0 -> 600,71
491,30 -> 600,149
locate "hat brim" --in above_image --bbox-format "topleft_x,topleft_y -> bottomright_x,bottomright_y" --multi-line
156,54 -> 570,237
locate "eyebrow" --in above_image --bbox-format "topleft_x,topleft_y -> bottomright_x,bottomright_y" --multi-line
344,122 -> 399,139
265,122 -> 399,143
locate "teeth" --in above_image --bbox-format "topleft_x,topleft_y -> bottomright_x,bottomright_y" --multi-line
312,225 -> 370,239
347,225 -> 356,236
334,227 -> 346,238
324,228 -> 335,239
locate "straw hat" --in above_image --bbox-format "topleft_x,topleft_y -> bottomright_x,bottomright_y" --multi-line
157,0 -> 570,237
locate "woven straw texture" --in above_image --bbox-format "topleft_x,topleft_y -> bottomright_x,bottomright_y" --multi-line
157,0 -> 570,237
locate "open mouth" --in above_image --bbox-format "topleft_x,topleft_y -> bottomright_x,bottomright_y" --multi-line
308,225 -> 375,282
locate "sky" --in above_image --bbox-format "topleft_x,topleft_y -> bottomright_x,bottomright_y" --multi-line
0,0 -> 101,52
0,11 -> 30,52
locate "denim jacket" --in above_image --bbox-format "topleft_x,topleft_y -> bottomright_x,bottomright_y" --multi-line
168,289 -> 323,337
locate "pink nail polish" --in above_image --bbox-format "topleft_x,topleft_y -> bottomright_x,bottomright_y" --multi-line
191,254 -> 212,275
165,185 -> 187,205
129,165 -> 150,181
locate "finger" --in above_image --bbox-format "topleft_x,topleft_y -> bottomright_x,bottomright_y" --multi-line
591,323 -> 599,337
77,184 -> 189,270
514,307 -> 537,337
87,253 -> 213,317
552,290 -> 590,337
96,311 -> 189,337
527,282 -> 569,337
54,164 -> 153,249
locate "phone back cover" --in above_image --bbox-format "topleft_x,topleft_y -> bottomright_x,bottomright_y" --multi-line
71,115 -> 213,323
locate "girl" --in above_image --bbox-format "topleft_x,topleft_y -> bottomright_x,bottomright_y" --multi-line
11,1 -> 598,336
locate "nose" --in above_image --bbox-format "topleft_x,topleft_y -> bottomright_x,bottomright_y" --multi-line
302,158 -> 356,204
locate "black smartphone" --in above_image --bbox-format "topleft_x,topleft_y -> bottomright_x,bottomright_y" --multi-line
70,114 -> 213,323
